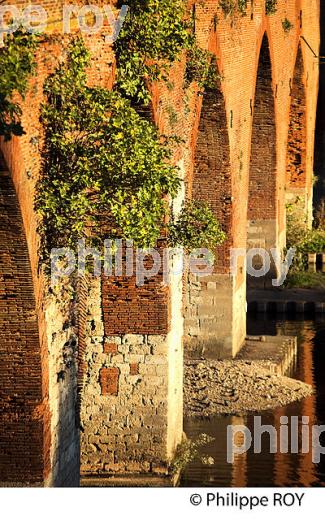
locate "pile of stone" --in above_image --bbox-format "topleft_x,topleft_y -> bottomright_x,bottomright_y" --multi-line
184,360 -> 313,417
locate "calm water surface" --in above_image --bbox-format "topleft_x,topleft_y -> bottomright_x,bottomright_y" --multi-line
181,317 -> 325,487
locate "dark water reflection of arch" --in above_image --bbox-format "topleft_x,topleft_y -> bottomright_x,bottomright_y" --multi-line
181,318 -> 325,487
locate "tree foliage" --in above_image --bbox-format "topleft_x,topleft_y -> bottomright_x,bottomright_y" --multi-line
0,30 -> 39,140
115,0 -> 191,104
169,201 -> 226,251
36,39 -> 181,255
265,0 -> 278,15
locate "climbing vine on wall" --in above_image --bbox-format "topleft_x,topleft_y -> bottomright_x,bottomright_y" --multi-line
0,30 -> 39,140
185,49 -> 221,90
115,0 -> 221,102
265,0 -> 278,15
36,0 -> 227,259
114,0 -> 191,104
219,0 -> 248,18
37,39 -> 180,255
37,38 -> 226,258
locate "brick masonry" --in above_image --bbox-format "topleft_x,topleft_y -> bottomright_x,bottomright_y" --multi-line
79,257 -> 183,478
0,0 -> 320,484
286,43 -> 310,222
0,30 -> 114,485
0,156 -> 48,485
181,0 -> 319,353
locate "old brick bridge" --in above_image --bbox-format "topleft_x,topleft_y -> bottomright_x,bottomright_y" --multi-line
0,0 -> 320,485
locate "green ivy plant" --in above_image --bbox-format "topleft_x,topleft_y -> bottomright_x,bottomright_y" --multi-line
37,38 -> 225,259
301,230 -> 325,254
265,0 -> 278,15
237,0 -> 248,15
114,0 -> 191,105
282,18 -> 294,33
219,0 -> 248,18
185,48 -> 222,90
36,38 -> 181,256
219,0 -> 236,18
115,0 -> 222,103
0,29 -> 39,140
168,201 -> 226,251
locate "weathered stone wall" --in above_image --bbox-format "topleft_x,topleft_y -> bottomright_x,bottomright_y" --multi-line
79,167 -> 185,479
79,272 -> 183,478
43,282 -> 80,487
0,31 -> 114,485
0,0 -> 320,484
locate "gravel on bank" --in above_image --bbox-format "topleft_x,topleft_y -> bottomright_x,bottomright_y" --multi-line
184,359 -> 313,417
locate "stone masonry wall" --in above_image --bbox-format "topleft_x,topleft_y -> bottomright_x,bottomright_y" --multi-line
0,29 -> 115,485
80,272 -> 183,478
0,0 -> 320,483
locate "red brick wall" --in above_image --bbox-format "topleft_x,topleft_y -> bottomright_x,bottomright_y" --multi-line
0,155 -> 49,484
286,44 -> 307,188
0,31 -> 115,485
248,34 -> 277,222
150,0 -> 319,274
0,0 -> 320,482
192,79 -> 232,274
101,243 -> 169,336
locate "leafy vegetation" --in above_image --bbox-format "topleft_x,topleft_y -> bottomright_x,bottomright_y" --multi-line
286,202 -> 308,255
171,434 -> 215,475
36,39 -> 180,255
237,0 -> 249,15
1,6 -> 226,260
185,49 -> 221,90
314,198 -> 325,229
115,0 -> 222,100
302,229 -> 325,254
265,0 -> 278,15
169,202 -> 226,251
282,18 -> 294,33
0,30 -> 39,140
286,201 -> 325,288
285,271 -> 325,289
114,0 -> 191,104
219,0 -> 248,17
37,39 -> 226,258
287,204 -> 325,257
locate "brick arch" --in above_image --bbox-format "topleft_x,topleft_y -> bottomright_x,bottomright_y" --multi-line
0,153 -> 50,485
191,68 -> 232,273
184,52 -> 239,358
285,43 -> 307,215
247,32 -> 277,261
287,44 -> 306,187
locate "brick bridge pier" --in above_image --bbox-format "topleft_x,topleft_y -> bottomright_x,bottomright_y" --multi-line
0,0 -> 320,485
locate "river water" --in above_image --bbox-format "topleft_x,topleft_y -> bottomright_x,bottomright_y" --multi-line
181,316 -> 325,487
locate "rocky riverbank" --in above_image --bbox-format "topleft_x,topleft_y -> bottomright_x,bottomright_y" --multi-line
184,359 -> 313,417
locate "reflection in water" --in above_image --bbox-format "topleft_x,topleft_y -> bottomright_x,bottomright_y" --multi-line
181,318 -> 325,487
